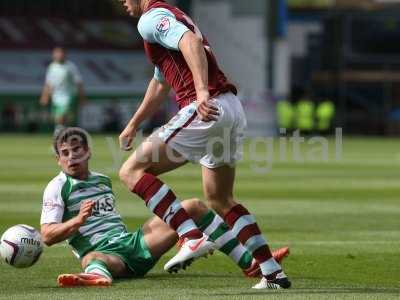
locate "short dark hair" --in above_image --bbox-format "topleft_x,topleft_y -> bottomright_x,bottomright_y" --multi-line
53,127 -> 89,155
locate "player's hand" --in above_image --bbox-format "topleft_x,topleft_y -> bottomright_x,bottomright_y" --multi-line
76,200 -> 94,225
196,90 -> 219,122
119,126 -> 136,151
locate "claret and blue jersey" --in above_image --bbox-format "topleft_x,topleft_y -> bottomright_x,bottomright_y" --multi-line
138,7 -> 190,83
137,1 -> 237,108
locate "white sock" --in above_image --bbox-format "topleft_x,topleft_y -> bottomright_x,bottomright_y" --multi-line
84,260 -> 113,281
259,257 -> 281,276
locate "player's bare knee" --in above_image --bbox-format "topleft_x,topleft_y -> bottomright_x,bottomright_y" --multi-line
182,198 -> 204,209
81,251 -> 108,269
182,198 -> 208,221
119,163 -> 144,190
118,164 -> 130,185
181,199 -> 198,215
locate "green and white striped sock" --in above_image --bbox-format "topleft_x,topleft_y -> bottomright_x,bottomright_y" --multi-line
197,210 -> 253,270
84,259 -> 113,281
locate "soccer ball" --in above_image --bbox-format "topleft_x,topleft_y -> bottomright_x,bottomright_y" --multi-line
0,224 -> 43,268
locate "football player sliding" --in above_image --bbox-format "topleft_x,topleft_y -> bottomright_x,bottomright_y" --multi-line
41,128 -> 289,287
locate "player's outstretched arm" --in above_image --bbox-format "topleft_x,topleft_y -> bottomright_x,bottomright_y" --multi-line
41,200 -> 94,246
179,31 -> 219,122
119,78 -> 170,150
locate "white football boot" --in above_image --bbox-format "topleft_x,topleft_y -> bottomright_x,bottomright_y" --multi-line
252,270 -> 291,289
164,234 -> 216,273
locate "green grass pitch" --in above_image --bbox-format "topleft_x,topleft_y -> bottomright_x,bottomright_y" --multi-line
0,134 -> 399,299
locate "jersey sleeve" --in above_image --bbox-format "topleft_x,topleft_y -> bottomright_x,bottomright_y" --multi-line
153,66 -> 165,82
40,180 -> 65,225
69,62 -> 83,84
138,8 -> 190,50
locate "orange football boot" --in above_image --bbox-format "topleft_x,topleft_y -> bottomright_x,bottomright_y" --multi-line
57,273 -> 112,287
273,246 -> 290,264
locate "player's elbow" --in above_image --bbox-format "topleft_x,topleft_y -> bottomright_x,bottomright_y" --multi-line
191,34 -> 203,45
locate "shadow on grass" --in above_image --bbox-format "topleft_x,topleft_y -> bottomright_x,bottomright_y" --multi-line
33,285 -> 400,298
212,288 -> 400,297
141,273 -> 239,279
34,272 -> 241,290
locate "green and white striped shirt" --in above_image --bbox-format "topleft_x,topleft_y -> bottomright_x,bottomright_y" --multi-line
45,61 -> 82,106
40,171 -> 127,258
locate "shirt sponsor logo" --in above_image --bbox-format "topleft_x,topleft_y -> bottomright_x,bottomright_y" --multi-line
156,17 -> 170,33
92,196 -> 115,216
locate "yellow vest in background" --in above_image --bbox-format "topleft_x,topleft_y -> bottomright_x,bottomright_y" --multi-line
316,100 -> 335,131
277,100 -> 294,129
296,99 -> 314,131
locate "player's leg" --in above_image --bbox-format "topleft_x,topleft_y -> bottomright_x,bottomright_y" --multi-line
149,198 -> 289,275
57,252 -> 129,287
142,199 -> 245,269
52,104 -> 67,136
81,251 -> 132,278
201,93 -> 290,289
189,199 -> 287,277
143,198 -> 251,264
62,96 -> 79,126
119,134 -> 215,270
119,136 -> 203,240
202,165 -> 291,289
141,212 -> 180,259
141,198 -> 217,273
184,199 -> 254,272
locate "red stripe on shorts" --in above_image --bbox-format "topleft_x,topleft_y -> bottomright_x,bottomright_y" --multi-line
165,111 -> 197,144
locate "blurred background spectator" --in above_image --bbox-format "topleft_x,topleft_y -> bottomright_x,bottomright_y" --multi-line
39,47 -> 86,134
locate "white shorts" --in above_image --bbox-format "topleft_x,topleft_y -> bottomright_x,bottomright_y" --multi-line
156,92 -> 247,169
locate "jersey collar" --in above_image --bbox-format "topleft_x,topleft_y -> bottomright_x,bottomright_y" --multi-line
144,0 -> 166,13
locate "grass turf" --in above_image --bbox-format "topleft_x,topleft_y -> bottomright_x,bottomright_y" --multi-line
0,134 -> 399,299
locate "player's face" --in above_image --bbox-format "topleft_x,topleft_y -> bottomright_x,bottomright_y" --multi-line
120,0 -> 143,17
56,140 -> 90,179
53,48 -> 66,63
